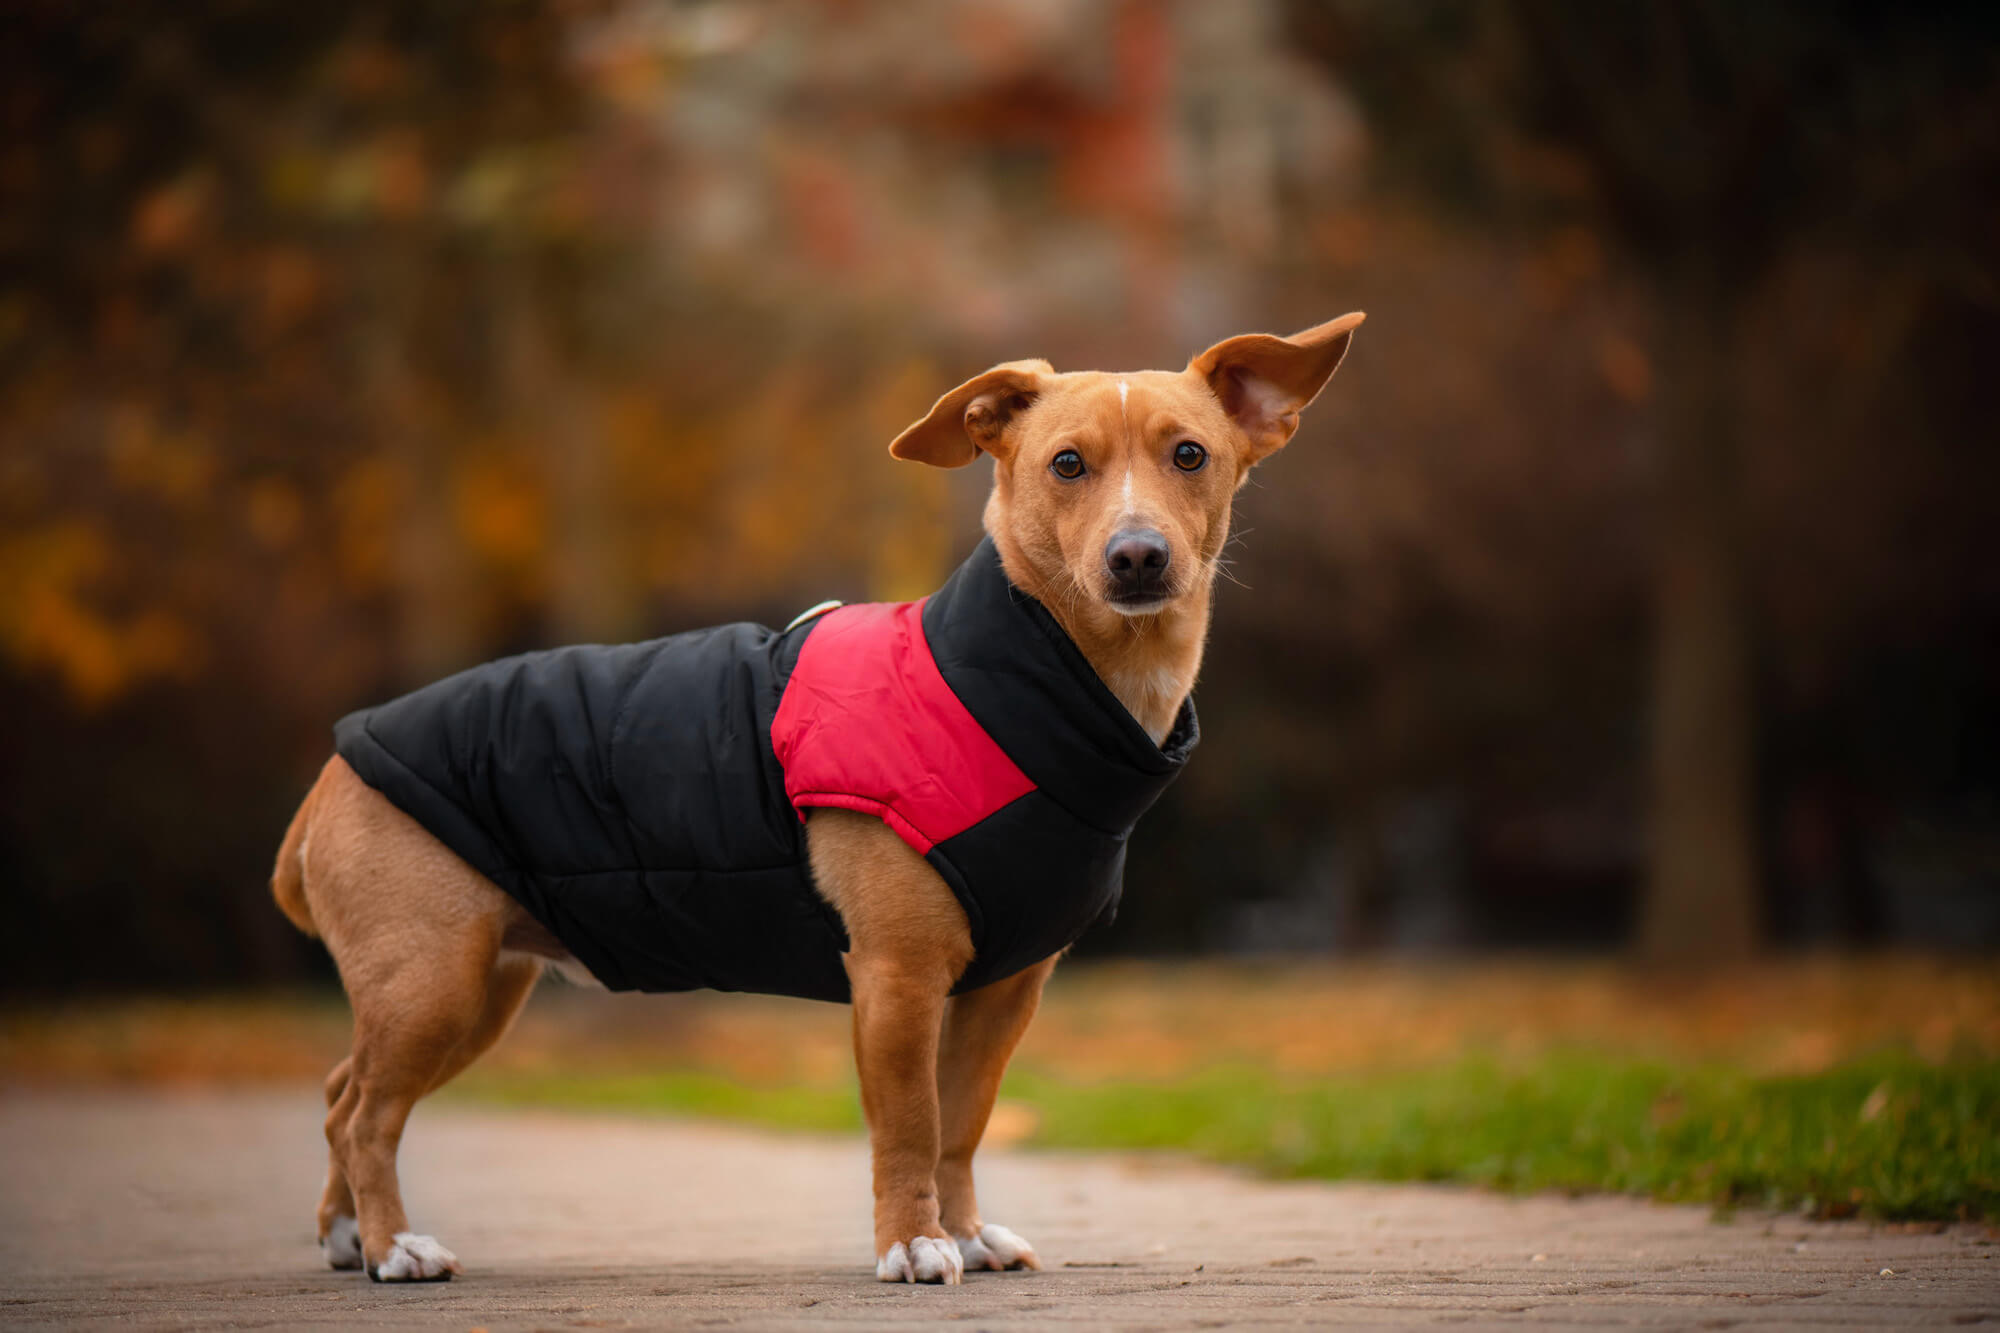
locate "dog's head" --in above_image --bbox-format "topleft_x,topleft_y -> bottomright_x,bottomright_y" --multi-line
889,315 -> 1363,622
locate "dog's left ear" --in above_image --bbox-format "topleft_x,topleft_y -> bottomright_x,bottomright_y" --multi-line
889,359 -> 1053,468
1190,312 -> 1365,463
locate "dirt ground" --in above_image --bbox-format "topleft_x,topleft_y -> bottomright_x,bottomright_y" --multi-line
0,1090 -> 1993,1330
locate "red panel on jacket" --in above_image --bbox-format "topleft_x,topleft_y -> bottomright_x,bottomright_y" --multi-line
771,600 -> 1035,854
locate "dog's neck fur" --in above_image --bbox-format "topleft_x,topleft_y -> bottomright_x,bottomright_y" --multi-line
989,526 -> 1212,745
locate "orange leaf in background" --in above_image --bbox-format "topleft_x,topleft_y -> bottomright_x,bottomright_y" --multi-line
245,478 -> 306,550
605,391 -> 718,590
330,40 -> 409,101
593,45 -> 670,116
1598,334 -> 1652,404
0,523 -> 203,707
1549,226 -> 1605,286
256,248 -> 324,332
1314,211 -> 1372,267
864,359 -> 954,602
373,135 -> 431,219
123,608 -> 204,684
130,172 -> 211,255
454,455 -> 547,572
107,409 -> 216,506
332,457 -> 408,591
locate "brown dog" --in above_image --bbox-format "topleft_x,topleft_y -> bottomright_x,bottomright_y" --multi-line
272,313 -> 1363,1284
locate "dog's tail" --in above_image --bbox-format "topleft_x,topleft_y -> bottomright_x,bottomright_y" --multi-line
271,773 -> 322,938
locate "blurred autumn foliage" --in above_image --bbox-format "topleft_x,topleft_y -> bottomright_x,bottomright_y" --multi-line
1,1 -> 1996,993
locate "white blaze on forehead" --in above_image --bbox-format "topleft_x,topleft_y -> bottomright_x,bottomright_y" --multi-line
1117,379 -> 1136,513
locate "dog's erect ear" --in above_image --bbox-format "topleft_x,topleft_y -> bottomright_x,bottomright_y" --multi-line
1190,313 -> 1365,462
888,359 -> 1052,468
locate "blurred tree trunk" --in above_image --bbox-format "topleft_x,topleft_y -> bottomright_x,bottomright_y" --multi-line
504,299 -> 627,643
367,258 -> 477,679
1638,267 -> 1759,960
1498,1 -> 1777,962
1335,796 -> 1391,952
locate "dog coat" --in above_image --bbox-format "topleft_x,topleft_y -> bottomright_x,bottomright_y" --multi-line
333,537 -> 1198,1001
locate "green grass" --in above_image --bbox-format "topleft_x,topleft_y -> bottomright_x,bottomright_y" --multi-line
459,1051 -> 2000,1222
1014,1054 -> 2000,1221
467,1068 -> 862,1133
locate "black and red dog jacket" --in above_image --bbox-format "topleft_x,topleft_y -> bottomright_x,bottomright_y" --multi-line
334,537 -> 1198,1001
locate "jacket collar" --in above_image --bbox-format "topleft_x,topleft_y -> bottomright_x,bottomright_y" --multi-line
921,536 -> 1198,834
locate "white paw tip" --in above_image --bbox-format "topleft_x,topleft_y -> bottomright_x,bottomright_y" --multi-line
369,1232 -> 460,1282
958,1222 -> 1041,1272
320,1215 -> 363,1271
876,1235 -> 962,1284
876,1241 -> 911,1283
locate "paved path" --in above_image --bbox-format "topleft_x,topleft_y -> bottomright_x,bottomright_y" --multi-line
0,1090 -> 1993,1329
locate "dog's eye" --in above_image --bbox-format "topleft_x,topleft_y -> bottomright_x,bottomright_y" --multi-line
1049,449 -> 1086,480
1173,441 -> 1208,472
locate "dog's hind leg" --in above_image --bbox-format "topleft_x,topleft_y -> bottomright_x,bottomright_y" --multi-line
936,954 -> 1057,1271
315,954 -> 539,1272
318,1057 -> 364,1269
303,756 -> 524,1281
332,942 -> 496,1281
425,953 -> 543,1095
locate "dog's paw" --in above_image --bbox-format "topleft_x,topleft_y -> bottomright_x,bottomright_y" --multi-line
320,1215 -> 364,1271
367,1232 -> 460,1282
876,1234 -> 962,1284
957,1222 -> 1041,1272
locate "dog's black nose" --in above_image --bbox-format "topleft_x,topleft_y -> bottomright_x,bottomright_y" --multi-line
1104,528 -> 1171,598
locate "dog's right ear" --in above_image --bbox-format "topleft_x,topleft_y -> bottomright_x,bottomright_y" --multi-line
888,360 -> 1052,468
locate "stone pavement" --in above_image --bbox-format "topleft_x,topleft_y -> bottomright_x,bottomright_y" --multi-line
0,1090 -> 1993,1329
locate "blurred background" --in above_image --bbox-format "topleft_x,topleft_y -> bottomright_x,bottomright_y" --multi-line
2,0 -> 1997,994
5,0 -> 1999,1225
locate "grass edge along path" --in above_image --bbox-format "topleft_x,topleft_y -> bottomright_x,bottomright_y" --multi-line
460,1048 -> 1999,1223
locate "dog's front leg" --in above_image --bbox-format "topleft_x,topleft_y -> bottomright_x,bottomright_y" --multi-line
848,953 -> 961,1282
808,808 -> 975,1284
937,955 -> 1056,1271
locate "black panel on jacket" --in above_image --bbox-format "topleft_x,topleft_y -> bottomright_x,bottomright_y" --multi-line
335,621 -> 855,1001
928,790 -> 1130,992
